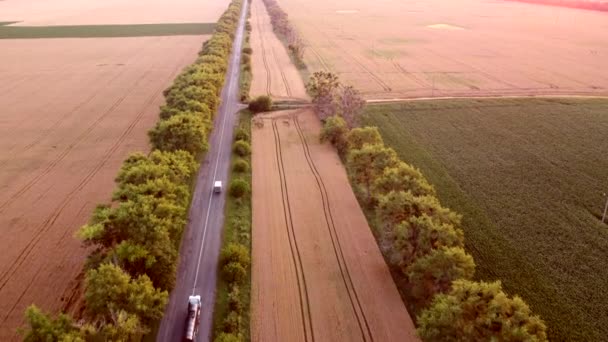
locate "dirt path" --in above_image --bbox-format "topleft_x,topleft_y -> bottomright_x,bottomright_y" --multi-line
0,36 -> 204,339
251,108 -> 418,341
249,0 -> 308,101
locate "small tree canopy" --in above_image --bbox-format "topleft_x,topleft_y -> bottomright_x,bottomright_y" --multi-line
346,126 -> 383,151
233,140 -> 251,157
372,161 -> 436,198
221,243 -> 251,268
248,95 -> 272,113
320,115 -> 348,156
149,113 -> 209,156
407,246 -> 475,304
376,191 -> 461,229
347,144 -> 399,201
306,71 -> 340,120
417,279 -> 548,342
337,85 -> 366,128
22,305 -> 82,342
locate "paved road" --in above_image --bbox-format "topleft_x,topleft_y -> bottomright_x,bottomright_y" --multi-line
157,2 -> 248,341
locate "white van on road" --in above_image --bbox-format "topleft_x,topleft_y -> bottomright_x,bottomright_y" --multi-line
213,181 -> 222,193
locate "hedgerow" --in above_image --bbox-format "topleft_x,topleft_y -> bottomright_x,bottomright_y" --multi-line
314,73 -> 547,341
21,0 -> 245,340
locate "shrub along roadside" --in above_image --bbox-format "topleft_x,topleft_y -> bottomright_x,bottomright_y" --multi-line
212,110 -> 253,342
21,1 -> 245,340
315,73 -> 547,340
260,0 -> 306,70
239,4 -> 253,101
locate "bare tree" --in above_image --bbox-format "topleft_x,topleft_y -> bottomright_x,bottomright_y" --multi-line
337,85 -> 366,128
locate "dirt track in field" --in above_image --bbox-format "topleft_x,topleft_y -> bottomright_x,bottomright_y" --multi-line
277,0 -> 608,100
249,0 -> 308,101
0,0 -> 230,25
0,36 -> 205,339
251,108 -> 418,342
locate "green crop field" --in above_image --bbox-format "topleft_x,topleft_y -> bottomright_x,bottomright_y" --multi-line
0,22 -> 215,39
363,98 -> 608,342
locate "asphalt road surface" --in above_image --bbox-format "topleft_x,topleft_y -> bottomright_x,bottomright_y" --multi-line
157,1 -> 248,341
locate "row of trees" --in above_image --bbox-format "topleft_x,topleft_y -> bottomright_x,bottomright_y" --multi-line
21,1 -> 246,341
314,73 -> 548,341
260,0 -> 306,68
240,9 -> 253,102
214,120 -> 253,342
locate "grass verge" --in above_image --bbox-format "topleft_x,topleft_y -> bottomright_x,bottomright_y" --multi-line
212,110 -> 253,341
363,97 -> 608,341
0,22 -> 215,39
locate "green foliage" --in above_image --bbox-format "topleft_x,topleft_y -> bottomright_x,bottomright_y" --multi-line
234,127 -> 250,141
85,264 -> 168,325
215,332 -> 242,342
221,243 -> 251,268
233,140 -> 251,157
227,285 -> 243,314
346,126 -> 383,150
372,162 -> 436,199
22,305 -> 82,342
320,115 -> 348,155
248,95 -> 272,113
347,144 -> 398,200
417,279 -> 548,342
377,191 -> 461,229
407,246 -> 475,304
306,71 -> 340,120
242,47 -> 252,54
230,178 -> 250,198
149,113 -> 209,155
116,150 -> 197,187
233,159 -> 249,173
222,262 -> 247,284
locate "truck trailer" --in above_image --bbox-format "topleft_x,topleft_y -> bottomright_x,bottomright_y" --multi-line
184,295 -> 201,341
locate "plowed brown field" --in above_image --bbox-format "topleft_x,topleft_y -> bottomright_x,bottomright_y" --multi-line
249,0 -> 308,101
0,36 -> 206,339
251,108 -> 418,342
277,0 -> 608,99
0,0 -> 230,25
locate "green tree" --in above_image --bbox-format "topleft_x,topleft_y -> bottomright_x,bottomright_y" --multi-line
376,191 -> 461,229
85,263 -> 167,325
372,161 -> 436,198
222,262 -> 247,284
233,159 -> 249,173
97,310 -> 146,342
248,95 -> 272,113
407,246 -> 475,304
22,305 -> 83,342
346,126 -> 383,151
115,150 -> 197,187
233,140 -> 251,157
320,115 -> 348,156
215,332 -> 242,342
347,144 -> 398,201
221,243 -> 251,268
390,214 -> 464,270
417,279 -> 548,342
306,71 -> 340,120
230,178 -> 250,198
149,113 -> 209,156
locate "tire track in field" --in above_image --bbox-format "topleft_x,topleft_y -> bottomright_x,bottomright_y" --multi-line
292,114 -> 374,342
272,118 -> 315,342
391,60 -> 428,88
254,0 -> 272,96
0,65 -> 153,213
0,61 -> 167,293
271,45 -> 293,98
308,45 -> 330,71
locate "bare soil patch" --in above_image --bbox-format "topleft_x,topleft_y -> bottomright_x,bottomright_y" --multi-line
0,35 -> 206,339
0,0 -> 230,26
276,0 -> 608,99
249,0 -> 308,101
251,108 -> 417,341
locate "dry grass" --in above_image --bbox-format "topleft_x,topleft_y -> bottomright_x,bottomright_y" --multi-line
363,97 -> 608,341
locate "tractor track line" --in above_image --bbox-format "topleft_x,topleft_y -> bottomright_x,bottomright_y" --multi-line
255,0 -> 272,96
272,45 -> 293,97
272,118 -> 315,342
293,114 -> 374,342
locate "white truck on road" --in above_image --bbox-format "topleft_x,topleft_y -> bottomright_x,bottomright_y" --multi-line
213,180 -> 222,193
184,295 -> 201,341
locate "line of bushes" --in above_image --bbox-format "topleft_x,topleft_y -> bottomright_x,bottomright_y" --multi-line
316,75 -> 548,341
20,1 -> 245,341
260,0 -> 306,69
213,111 -> 253,342
240,4 -> 253,102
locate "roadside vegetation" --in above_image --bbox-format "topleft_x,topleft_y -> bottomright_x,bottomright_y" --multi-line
0,22 -> 215,39
239,5 -> 253,101
260,0 -> 306,69
363,98 -> 608,341
20,0 -> 245,340
212,111 -> 253,342
311,72 -> 548,341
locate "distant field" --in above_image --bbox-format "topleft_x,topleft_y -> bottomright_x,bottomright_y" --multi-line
0,0 -> 231,25
363,98 -> 608,341
0,22 -> 214,39
277,0 -> 608,99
